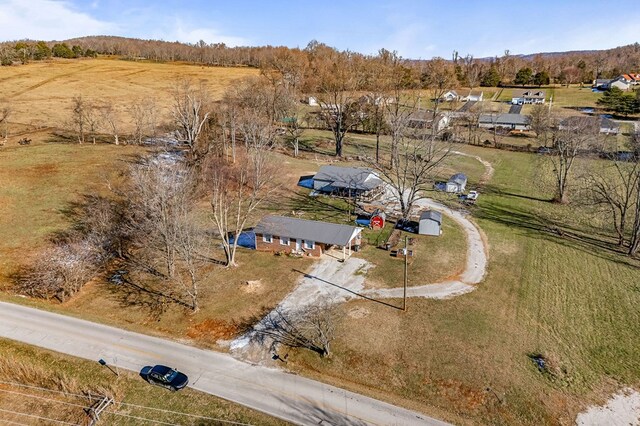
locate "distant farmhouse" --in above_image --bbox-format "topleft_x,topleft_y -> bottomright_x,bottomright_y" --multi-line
311,165 -> 385,201
461,91 -> 483,102
254,215 -> 362,259
559,116 -> 620,135
511,90 -> 545,105
441,90 -> 459,102
441,90 -> 483,103
479,113 -> 531,131
592,73 -> 640,91
407,110 -> 450,133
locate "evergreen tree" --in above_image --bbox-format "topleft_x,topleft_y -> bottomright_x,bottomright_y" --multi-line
533,71 -> 550,86
514,67 -> 533,86
480,66 -> 501,87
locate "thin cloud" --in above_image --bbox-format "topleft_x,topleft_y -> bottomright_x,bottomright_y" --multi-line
172,25 -> 249,47
0,0 -> 115,41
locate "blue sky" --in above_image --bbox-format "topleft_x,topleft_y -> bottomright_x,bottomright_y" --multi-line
1,0 -> 639,59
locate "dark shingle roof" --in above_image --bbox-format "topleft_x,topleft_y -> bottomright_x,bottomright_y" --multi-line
560,116 -> 619,130
254,215 -> 361,246
449,173 -> 467,185
512,90 -> 545,99
419,210 -> 442,224
479,113 -> 530,126
313,165 -> 383,191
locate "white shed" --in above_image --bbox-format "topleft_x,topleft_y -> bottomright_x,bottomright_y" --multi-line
419,210 -> 442,236
446,173 -> 467,193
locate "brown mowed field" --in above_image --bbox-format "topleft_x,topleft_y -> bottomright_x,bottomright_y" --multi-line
0,58 -> 257,129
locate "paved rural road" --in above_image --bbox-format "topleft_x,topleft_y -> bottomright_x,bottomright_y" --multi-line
0,301 -> 449,426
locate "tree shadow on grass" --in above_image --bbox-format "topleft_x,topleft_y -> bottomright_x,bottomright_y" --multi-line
104,272 -> 193,320
480,184 -> 553,203
263,190 -> 352,222
476,202 -> 640,269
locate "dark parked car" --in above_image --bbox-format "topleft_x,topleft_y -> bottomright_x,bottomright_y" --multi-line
140,365 -> 189,391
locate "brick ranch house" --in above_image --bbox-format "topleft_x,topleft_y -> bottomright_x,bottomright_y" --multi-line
254,215 -> 363,259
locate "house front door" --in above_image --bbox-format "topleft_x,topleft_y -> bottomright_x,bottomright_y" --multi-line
295,239 -> 301,252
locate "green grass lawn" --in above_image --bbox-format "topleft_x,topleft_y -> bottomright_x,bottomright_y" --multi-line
0,338 -> 287,425
3,127 -> 640,425
358,220 -> 466,289
0,142 -> 146,286
284,145 -> 640,425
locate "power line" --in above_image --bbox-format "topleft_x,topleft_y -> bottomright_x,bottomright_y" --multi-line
0,408 -> 79,426
0,381 -> 94,401
0,417 -> 30,426
0,380 -> 255,426
104,411 -> 180,425
0,388 -> 88,409
113,401 -> 255,426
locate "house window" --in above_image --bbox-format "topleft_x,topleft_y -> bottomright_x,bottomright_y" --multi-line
262,234 -> 273,243
304,240 -> 315,249
280,237 -> 290,246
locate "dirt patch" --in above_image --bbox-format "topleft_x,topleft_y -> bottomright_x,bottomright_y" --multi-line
29,163 -> 59,176
242,280 -> 263,294
425,378 -> 489,412
187,319 -> 240,342
347,307 -> 370,319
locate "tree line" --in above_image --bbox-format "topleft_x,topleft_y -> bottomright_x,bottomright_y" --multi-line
3,35 -> 640,87
0,41 -> 96,65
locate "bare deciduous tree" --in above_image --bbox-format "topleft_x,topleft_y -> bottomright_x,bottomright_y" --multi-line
549,116 -> 599,203
125,160 -> 205,310
366,117 -> 451,218
172,79 -> 212,161
70,95 -> 88,144
422,57 -> 456,114
0,105 -> 10,141
584,158 -> 639,246
312,51 -> 362,157
99,101 -> 121,145
128,98 -> 157,145
208,134 -> 276,267
18,239 -> 103,302
529,104 -> 554,147
254,303 -> 340,357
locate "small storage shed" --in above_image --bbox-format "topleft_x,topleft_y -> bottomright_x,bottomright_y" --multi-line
370,210 -> 386,230
446,173 -> 467,193
419,210 -> 442,236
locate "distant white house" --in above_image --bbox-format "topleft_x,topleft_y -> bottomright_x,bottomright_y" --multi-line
418,210 -> 442,236
446,173 -> 467,193
308,96 -> 319,106
511,90 -> 545,105
460,91 -> 484,102
610,78 -> 631,91
441,90 -> 459,102
593,76 -> 633,91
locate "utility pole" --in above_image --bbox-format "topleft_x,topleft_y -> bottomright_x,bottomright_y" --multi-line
403,235 -> 408,311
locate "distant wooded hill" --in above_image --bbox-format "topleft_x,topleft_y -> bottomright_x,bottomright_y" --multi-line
1,35 -> 639,86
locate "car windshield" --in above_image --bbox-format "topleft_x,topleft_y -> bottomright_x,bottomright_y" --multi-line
163,369 -> 179,382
